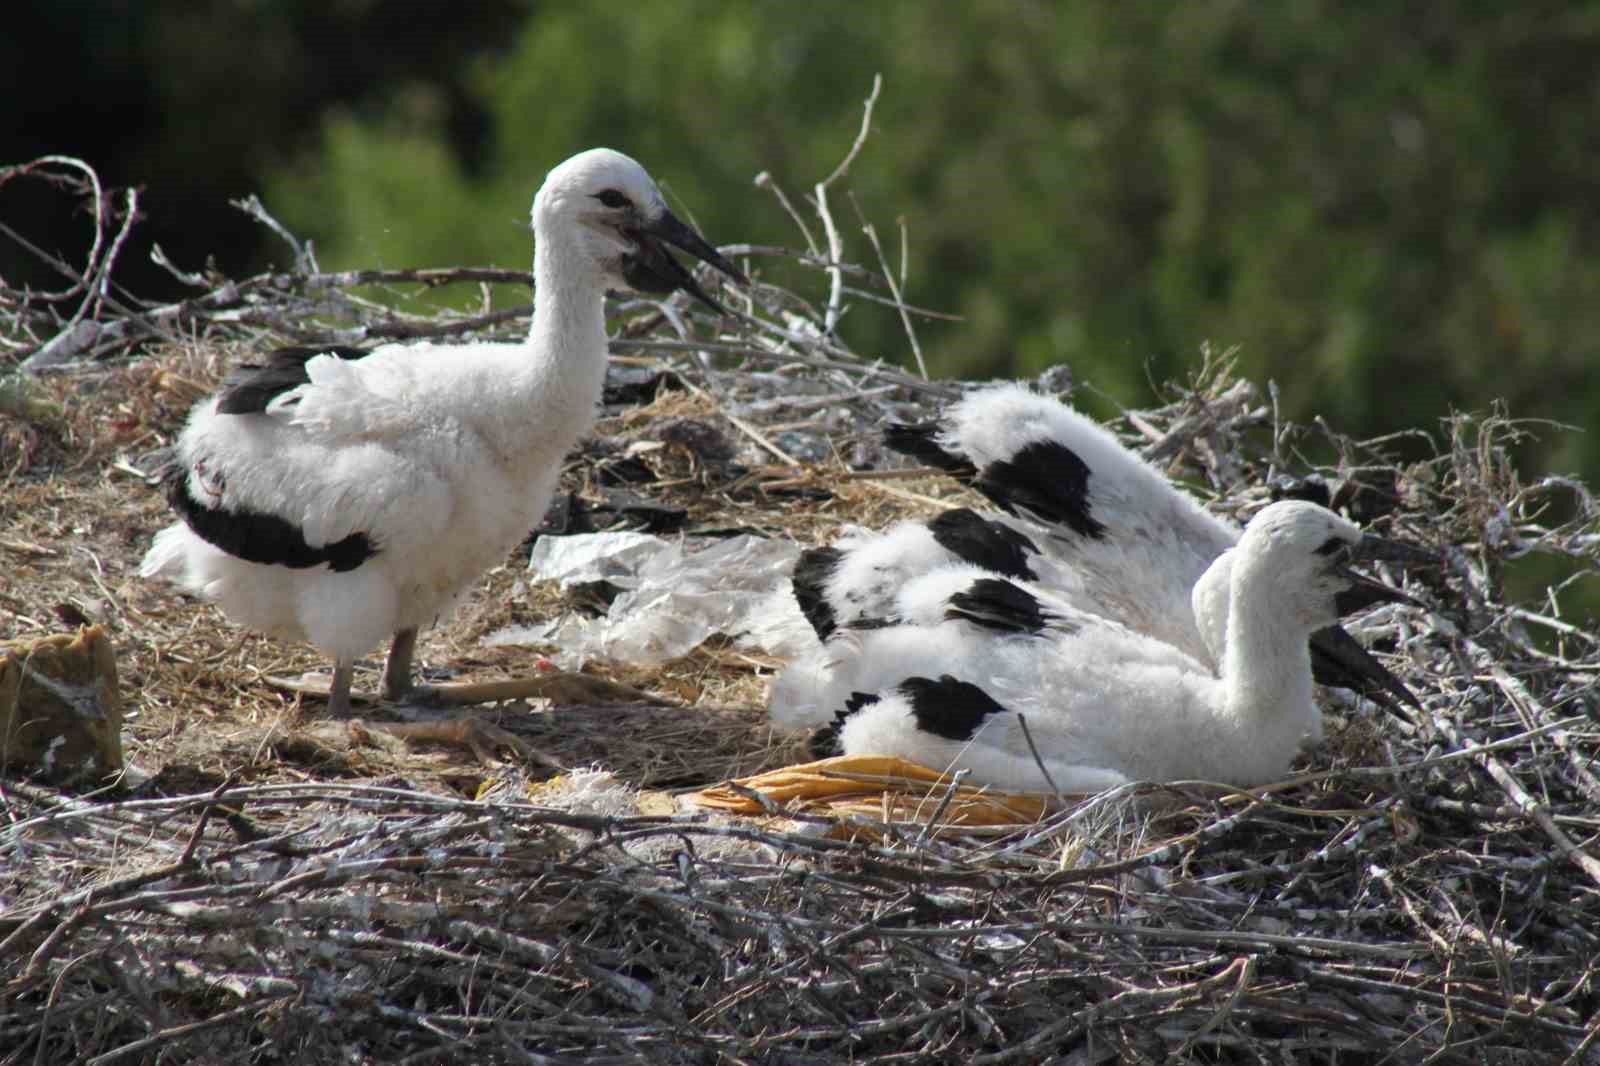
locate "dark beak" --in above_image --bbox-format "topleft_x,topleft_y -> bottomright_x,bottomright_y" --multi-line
622,208 -> 747,315
1309,625 -> 1421,712
1349,532 -> 1439,568
1335,571 -> 1420,616
1334,533 -> 1432,615
1313,531 -> 1432,714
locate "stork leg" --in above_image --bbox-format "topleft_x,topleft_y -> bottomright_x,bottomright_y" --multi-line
382,626 -> 420,702
372,625 -> 563,767
327,657 -> 356,717
369,625 -> 532,763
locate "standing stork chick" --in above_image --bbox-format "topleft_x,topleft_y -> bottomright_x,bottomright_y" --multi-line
142,149 -> 745,717
817,501 -> 1416,791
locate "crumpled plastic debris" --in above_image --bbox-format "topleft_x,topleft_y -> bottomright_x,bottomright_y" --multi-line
485,532 -> 814,668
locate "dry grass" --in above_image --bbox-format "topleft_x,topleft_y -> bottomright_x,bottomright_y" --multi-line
2,349 -> 854,795
3,140 -> 1600,1064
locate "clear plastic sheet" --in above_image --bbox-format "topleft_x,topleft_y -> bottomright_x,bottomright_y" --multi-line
485,532 -> 814,668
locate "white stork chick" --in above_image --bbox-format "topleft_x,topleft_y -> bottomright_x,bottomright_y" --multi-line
880,383 -> 1422,709
141,148 -> 745,717
806,500 -> 1416,791
885,383 -> 1232,655
774,563 -> 1140,734
789,509 -> 1088,643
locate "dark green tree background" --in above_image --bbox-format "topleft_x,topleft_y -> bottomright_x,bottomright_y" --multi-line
6,1 -> 1598,482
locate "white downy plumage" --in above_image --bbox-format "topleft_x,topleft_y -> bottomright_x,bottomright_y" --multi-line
142,148 -> 744,715
893,384 -> 1424,704
890,382 -> 1248,659
815,501 -> 1410,791
770,383 -> 1418,733
773,384 -> 1239,721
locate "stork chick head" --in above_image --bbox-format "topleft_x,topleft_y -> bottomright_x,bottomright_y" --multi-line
1232,500 -> 1413,631
534,148 -> 746,313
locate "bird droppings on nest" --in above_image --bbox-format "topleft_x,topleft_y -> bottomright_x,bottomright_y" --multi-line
5,132 -> 1600,1059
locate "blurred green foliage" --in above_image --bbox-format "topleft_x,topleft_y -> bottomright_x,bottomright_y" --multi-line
6,1 -> 1597,489
257,2 -> 1600,487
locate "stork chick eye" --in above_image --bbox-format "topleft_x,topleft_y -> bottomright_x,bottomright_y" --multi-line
594,189 -> 630,209
1314,536 -> 1349,558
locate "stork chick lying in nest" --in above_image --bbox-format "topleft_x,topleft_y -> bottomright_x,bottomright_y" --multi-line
142,149 -> 744,747
786,499 -> 1419,791
770,384 -> 1429,789
773,383 -> 1423,734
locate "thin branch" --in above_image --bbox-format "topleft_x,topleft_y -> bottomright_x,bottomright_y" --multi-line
851,190 -> 927,377
814,74 -> 882,335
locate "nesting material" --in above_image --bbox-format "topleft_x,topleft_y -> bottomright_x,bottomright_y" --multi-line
0,624 -> 123,782
5,142 -> 1600,1062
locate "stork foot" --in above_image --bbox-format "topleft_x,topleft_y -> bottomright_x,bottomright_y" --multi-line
372,716 -> 564,769
269,668 -> 665,769
390,673 -> 667,708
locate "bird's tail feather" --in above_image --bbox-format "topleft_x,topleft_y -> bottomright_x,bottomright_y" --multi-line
275,354 -> 413,440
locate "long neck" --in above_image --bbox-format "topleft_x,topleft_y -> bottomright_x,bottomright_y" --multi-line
468,231 -> 610,471
1190,551 -> 1233,667
1219,555 -> 1318,763
531,230 -> 608,358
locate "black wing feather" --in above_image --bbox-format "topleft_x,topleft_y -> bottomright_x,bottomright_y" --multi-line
972,439 -> 1106,540
927,508 -> 1039,581
883,422 -> 977,478
901,675 -> 1010,742
946,577 -> 1063,636
163,452 -> 378,572
791,547 -> 845,641
215,345 -> 372,415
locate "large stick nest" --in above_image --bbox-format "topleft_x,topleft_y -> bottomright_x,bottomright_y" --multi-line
3,109 -> 1600,1062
